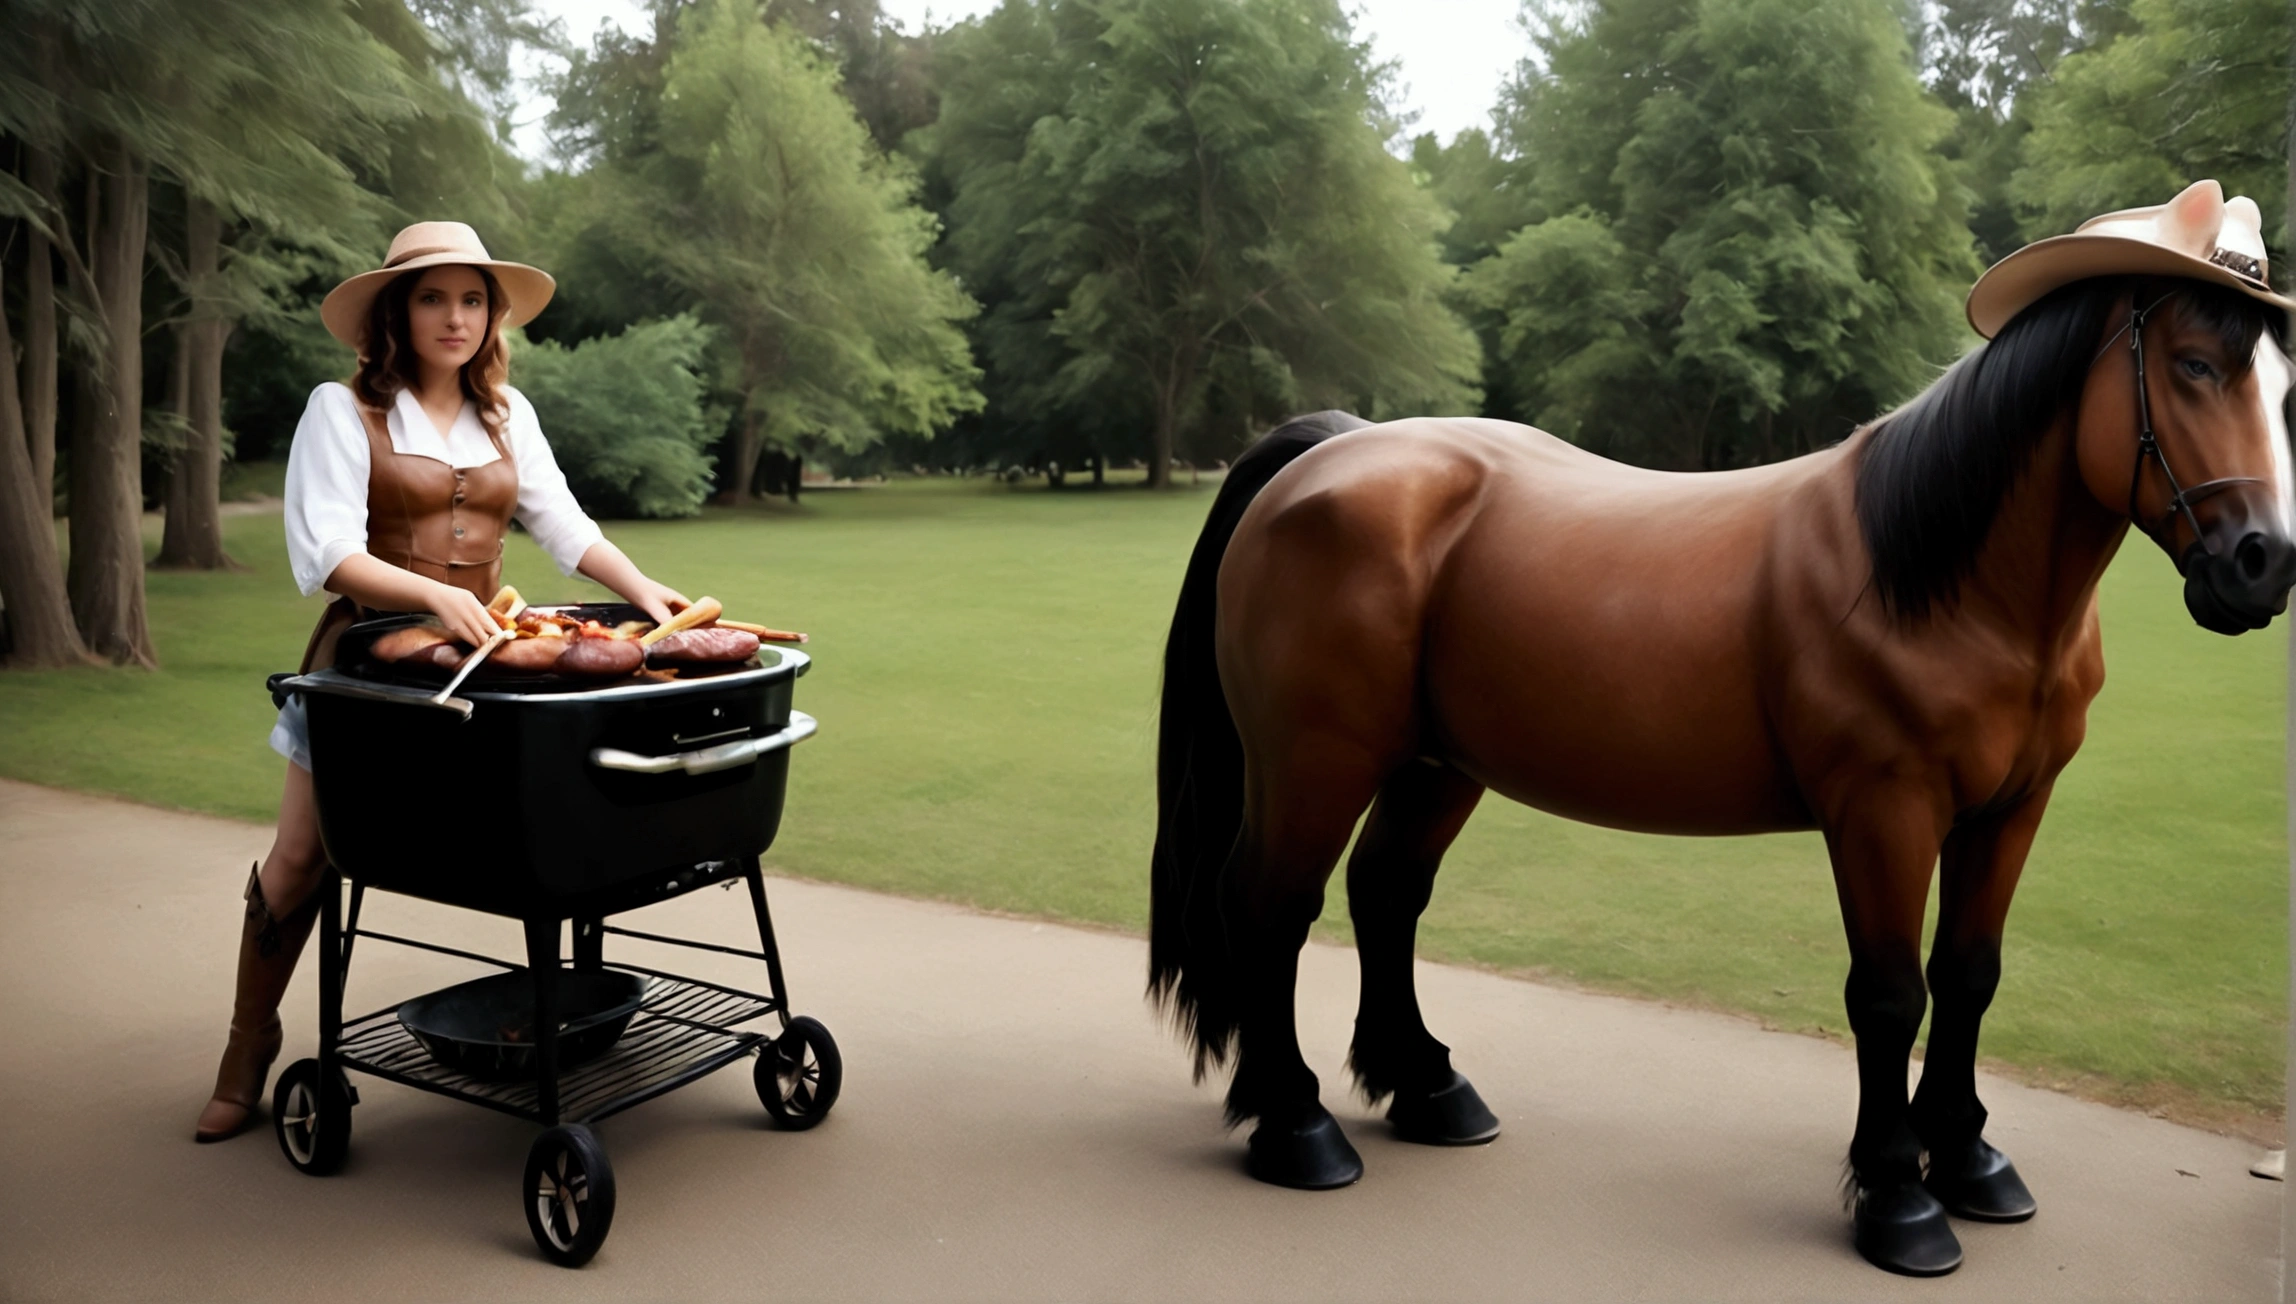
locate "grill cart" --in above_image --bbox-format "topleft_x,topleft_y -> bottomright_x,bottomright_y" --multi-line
267,605 -> 837,1267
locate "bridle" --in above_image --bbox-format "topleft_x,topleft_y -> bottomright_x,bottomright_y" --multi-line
2097,290 -> 2260,564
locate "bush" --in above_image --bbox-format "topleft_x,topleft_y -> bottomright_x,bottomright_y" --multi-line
513,315 -> 723,518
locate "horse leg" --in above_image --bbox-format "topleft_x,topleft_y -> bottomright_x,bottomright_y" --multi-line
1828,797 -> 1961,1276
1909,792 -> 2046,1223
1345,760 -> 1498,1145
1224,746 -> 1389,1190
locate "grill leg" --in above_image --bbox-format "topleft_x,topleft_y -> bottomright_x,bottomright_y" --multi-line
317,869 -> 344,1073
526,918 -> 563,1126
573,917 -> 604,972
341,880 -> 366,977
744,860 -> 793,1029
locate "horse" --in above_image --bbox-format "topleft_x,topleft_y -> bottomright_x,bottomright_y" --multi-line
1148,273 -> 2293,1277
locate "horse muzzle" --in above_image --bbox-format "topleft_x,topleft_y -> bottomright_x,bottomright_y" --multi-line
2182,531 -> 2296,634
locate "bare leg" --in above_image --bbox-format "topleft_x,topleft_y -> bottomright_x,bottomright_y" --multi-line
258,761 -> 329,915
194,762 -> 328,1142
1345,761 -> 1498,1144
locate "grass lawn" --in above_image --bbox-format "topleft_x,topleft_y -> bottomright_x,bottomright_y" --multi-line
3,473 -> 2284,1129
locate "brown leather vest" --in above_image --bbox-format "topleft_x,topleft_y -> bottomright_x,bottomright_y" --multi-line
300,399 -> 519,672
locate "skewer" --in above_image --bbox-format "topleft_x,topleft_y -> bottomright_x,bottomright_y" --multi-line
715,618 -> 808,644
432,595 -> 527,704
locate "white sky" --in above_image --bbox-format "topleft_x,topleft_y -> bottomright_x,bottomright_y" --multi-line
516,0 -> 1526,159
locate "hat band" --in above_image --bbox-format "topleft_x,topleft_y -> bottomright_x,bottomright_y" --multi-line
383,243 -> 479,268
2208,246 -> 2269,289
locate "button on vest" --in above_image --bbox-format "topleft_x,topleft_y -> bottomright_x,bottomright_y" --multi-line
357,401 -> 517,600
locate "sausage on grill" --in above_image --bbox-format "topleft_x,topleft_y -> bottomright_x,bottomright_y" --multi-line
489,635 -> 569,673
371,624 -> 457,663
557,636 -> 645,678
645,627 -> 760,664
409,640 -> 468,670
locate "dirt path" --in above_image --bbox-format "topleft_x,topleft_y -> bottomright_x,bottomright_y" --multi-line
0,779 -> 2277,1300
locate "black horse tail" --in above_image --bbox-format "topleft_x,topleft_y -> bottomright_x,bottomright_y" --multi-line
1149,410 -> 1371,1081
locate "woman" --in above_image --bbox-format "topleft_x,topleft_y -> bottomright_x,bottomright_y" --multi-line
194,222 -> 691,1142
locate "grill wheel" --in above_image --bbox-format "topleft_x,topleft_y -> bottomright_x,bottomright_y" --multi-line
756,1015 -> 842,1130
524,1124 -> 617,1267
273,1058 -> 354,1176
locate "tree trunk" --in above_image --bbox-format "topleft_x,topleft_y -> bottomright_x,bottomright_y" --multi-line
0,261 -> 90,667
65,146 -> 154,667
156,197 -> 230,569
23,147 -> 59,503
1090,454 -> 1104,487
1148,398 -> 1177,490
717,408 -> 761,505
787,451 -> 802,504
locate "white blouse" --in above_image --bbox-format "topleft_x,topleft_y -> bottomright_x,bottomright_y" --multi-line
283,382 -> 606,597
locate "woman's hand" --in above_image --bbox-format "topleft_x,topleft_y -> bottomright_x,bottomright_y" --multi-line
425,581 -> 501,647
575,541 -> 689,627
325,553 -> 500,646
623,576 -> 691,628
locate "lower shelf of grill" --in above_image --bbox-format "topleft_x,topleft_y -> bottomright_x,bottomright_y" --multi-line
338,966 -> 779,1125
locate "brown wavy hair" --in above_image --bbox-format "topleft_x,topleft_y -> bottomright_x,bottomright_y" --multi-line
351,265 -> 513,448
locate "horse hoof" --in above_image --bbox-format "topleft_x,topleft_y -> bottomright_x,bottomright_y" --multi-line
1925,1137 -> 2036,1223
1854,1180 -> 1963,1276
1388,1071 -> 1500,1146
1245,1106 -> 1363,1190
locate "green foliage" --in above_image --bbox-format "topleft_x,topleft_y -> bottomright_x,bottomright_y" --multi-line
2011,0 -> 2288,246
1410,128 -> 1536,270
1473,0 -> 1977,468
512,315 -> 724,519
926,0 -> 1480,480
558,0 -> 981,486
762,0 -> 945,151
1466,214 -> 1653,443
1913,2 -> 2133,264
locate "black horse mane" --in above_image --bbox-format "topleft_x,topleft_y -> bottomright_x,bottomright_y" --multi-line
1854,276 -> 2279,620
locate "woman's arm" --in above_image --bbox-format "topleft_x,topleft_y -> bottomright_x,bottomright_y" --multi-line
326,554 -> 500,646
576,540 -> 690,626
500,388 -> 690,625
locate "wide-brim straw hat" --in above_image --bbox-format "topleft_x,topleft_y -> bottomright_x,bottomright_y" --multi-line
1966,180 -> 2294,339
320,221 -> 555,353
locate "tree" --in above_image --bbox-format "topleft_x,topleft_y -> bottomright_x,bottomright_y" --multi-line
1410,128 -> 1537,271
927,0 -> 1481,487
557,0 -> 981,504
1916,1 -> 2129,263
0,1 -> 184,664
762,0 -> 945,152
0,140 -> 86,666
1468,0 -> 1976,469
2011,0 -> 2288,246
514,315 -> 725,518
1,1 -> 535,664
146,0 -> 421,571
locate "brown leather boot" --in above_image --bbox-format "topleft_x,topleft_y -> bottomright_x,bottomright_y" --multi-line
194,865 -> 319,1143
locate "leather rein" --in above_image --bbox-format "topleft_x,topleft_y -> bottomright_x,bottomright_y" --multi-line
2098,291 -> 2260,564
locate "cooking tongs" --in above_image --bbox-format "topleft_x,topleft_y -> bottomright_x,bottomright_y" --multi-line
431,594 -> 529,705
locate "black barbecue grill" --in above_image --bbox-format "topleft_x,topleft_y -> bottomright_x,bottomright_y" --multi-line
266,603 -> 838,1267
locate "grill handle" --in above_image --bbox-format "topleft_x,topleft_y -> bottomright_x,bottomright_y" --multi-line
588,710 -> 818,776
270,671 -> 475,720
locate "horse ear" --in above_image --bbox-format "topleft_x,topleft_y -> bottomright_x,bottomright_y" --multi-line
2156,180 -> 2226,256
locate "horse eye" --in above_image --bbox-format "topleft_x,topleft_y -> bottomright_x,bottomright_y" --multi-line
2180,358 -> 2216,381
